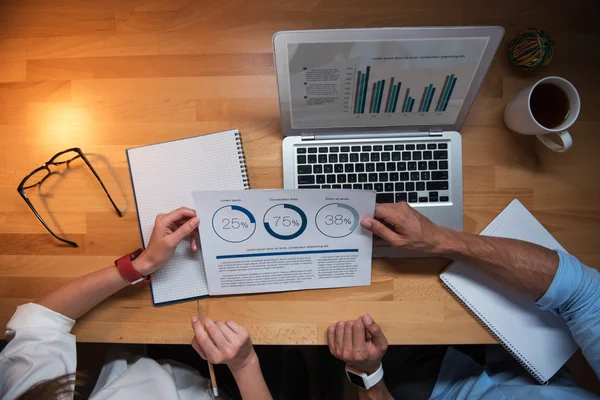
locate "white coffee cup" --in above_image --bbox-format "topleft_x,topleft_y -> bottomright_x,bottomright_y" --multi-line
503,76 -> 580,152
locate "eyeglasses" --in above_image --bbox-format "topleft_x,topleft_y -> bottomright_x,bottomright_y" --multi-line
17,148 -> 123,247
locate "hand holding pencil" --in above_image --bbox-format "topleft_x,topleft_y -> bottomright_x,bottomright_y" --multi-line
192,303 -> 259,396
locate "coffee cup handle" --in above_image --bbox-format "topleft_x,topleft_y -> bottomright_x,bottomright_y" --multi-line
536,130 -> 573,152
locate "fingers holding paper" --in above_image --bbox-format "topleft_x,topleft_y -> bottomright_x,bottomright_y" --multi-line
360,202 -> 447,255
135,207 -> 201,275
161,207 -> 200,247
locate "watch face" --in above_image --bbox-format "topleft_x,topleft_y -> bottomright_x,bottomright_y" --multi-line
346,370 -> 366,388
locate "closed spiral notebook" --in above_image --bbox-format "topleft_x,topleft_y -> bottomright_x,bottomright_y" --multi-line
126,129 -> 250,305
440,199 -> 578,384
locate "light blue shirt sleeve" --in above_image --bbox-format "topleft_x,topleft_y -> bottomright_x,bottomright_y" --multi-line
537,250 -> 600,378
430,250 -> 600,399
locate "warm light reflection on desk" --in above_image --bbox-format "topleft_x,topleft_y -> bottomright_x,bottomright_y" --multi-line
31,102 -> 92,150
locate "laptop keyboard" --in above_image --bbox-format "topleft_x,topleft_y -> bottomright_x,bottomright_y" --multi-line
296,143 -> 450,204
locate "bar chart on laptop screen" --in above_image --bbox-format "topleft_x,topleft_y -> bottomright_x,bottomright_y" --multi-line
287,38 -> 489,129
352,69 -> 457,114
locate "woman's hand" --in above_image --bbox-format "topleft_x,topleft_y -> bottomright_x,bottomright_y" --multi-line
192,317 -> 273,399
327,314 -> 388,375
133,207 -> 200,276
191,317 -> 258,373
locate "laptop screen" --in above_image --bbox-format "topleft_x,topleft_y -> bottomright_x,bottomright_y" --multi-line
286,37 -> 490,130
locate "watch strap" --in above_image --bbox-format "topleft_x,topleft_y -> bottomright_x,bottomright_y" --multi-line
346,364 -> 384,390
363,364 -> 384,390
115,248 -> 149,287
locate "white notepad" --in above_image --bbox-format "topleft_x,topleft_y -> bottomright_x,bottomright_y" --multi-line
440,199 -> 578,384
126,130 -> 249,305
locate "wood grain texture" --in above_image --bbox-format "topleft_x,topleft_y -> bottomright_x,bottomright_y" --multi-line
0,59 -> 26,83
5,34 -> 159,59
27,53 -> 274,80
0,8 -> 116,38
0,0 -> 599,354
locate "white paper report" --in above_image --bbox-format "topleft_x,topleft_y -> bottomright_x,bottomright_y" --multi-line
192,189 -> 376,296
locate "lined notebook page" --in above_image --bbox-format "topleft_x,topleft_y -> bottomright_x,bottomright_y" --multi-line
127,130 -> 248,305
440,199 -> 577,383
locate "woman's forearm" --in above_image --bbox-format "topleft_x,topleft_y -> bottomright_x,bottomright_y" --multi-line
35,207 -> 198,319
34,264 -> 133,320
230,353 -> 272,400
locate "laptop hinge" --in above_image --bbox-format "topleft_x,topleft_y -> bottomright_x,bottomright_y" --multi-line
429,130 -> 443,136
300,134 -> 316,140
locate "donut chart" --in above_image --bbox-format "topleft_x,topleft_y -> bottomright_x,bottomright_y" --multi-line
212,205 -> 256,243
315,203 -> 360,238
210,201 -> 361,242
263,204 -> 308,240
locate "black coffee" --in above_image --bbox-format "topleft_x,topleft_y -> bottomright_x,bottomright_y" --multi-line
530,83 -> 570,129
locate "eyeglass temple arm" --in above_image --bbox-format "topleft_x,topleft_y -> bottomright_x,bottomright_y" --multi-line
78,152 -> 123,218
18,191 -> 79,247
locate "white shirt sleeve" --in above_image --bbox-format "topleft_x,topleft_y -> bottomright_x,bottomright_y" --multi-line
0,303 -> 77,400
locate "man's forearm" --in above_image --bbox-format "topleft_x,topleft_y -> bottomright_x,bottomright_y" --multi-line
35,264 -> 132,320
357,380 -> 393,400
434,227 -> 559,299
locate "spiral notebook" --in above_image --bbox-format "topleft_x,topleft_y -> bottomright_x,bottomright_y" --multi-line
440,199 -> 578,384
126,130 -> 249,305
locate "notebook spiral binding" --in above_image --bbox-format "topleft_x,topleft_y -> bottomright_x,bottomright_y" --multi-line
440,277 -> 548,385
234,131 -> 250,189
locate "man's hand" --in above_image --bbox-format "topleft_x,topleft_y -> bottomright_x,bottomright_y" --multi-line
360,202 -> 451,255
191,317 -> 258,373
134,207 -> 200,276
327,314 -> 388,375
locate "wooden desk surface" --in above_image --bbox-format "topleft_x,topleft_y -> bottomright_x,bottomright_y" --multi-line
0,0 -> 599,345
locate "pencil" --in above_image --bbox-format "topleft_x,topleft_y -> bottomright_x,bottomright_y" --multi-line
197,301 -> 219,397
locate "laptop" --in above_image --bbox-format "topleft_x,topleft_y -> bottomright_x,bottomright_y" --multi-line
273,27 -> 503,256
